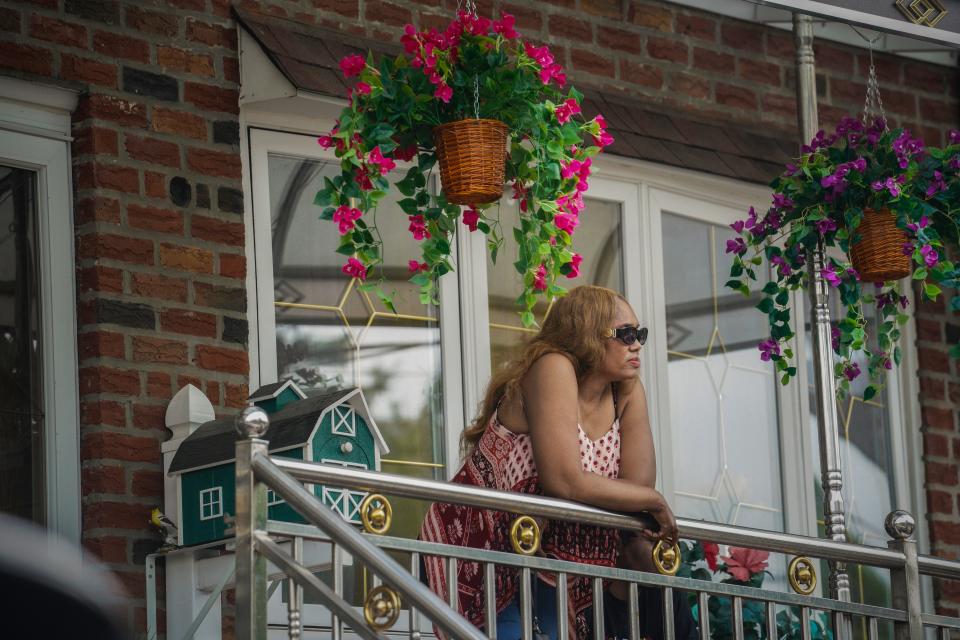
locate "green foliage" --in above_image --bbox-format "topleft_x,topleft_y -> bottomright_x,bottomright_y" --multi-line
316,11 -> 612,322
725,118 -> 960,402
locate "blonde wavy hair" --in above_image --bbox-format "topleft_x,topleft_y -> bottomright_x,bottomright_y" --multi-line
461,285 -> 627,454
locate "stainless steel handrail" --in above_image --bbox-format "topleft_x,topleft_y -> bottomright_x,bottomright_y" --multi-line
271,457 -> 943,574
252,453 -> 487,640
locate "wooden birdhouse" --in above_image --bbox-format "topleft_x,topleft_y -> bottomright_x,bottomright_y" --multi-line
164,381 -> 388,546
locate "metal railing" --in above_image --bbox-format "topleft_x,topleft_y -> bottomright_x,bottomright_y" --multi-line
234,407 -> 960,640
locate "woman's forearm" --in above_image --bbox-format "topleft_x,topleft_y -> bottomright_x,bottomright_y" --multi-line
541,470 -> 665,514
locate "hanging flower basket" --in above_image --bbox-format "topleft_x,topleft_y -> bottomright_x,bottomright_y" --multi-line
433,118 -> 509,205
849,207 -> 911,283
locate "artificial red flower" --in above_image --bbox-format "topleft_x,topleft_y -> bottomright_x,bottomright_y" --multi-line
339,54 -> 366,77
332,205 -> 362,235
702,542 -> 720,572
408,214 -> 430,240
721,547 -> 769,582
462,206 -> 480,232
565,253 -> 582,279
533,264 -> 547,291
341,257 -> 367,280
407,260 -> 429,273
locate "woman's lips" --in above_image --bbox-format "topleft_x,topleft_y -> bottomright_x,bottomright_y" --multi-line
628,358 -> 640,367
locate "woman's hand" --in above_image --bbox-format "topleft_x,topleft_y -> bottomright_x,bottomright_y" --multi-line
641,495 -> 678,545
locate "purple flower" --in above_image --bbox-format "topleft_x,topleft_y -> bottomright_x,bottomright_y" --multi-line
745,206 -> 759,230
892,130 -> 925,169
725,237 -> 747,255
871,177 -> 902,198
772,193 -> 794,210
925,171 -> 947,198
831,326 -> 840,351
906,215 -> 930,233
731,219 -> 745,234
950,130 -> 960,145
950,155 -> 960,171
784,163 -> 799,176
821,264 -> 841,288
847,267 -> 860,281
758,338 -> 781,362
815,218 -> 837,235
843,362 -> 861,381
920,244 -> 939,267
802,130 -> 828,154
770,255 -> 792,276
902,241 -> 914,256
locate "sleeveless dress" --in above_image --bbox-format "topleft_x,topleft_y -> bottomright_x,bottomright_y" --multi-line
419,394 -> 622,638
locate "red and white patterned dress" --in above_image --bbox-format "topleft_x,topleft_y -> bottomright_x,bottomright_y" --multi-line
419,402 -> 622,638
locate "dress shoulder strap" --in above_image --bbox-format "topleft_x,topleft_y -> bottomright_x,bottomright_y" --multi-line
612,383 -> 620,420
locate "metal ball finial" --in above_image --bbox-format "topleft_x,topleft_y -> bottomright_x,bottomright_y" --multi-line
884,510 -> 915,540
235,404 -> 270,438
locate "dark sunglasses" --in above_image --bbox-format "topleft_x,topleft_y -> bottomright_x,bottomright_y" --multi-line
603,325 -> 648,346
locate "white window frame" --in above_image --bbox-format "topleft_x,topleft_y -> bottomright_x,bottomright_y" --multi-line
266,488 -> 284,506
199,487 -> 223,521
0,76 -> 81,542
331,405 -> 356,437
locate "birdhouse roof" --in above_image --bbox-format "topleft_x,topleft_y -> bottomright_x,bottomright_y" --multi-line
168,386 -> 386,474
248,379 -> 307,402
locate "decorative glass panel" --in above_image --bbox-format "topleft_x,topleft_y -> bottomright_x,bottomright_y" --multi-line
267,150 -> 445,541
487,197 -> 624,372
0,165 -> 43,524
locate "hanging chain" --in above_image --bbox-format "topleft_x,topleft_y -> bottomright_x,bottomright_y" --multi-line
851,26 -> 886,129
473,75 -> 480,120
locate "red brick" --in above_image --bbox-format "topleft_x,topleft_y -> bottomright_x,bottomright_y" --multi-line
716,83 -> 757,111
82,465 -> 126,495
919,347 -> 951,373
132,470 -> 164,497
597,26 -> 642,55
669,72 -> 709,100
924,406 -> 957,431
78,233 -> 154,265
127,204 -> 184,235
932,521 -> 960,546
114,569 -> 147,599
146,372 -> 172,399
79,366 -> 141,396
159,243 -> 214,273
581,0 -> 620,18
0,6 -> 21,33
928,489 -> 954,515
93,31 -> 150,63
205,381 -> 222,406
739,59 -> 780,86
619,60 -> 663,89
225,382 -> 250,408
571,49 -> 614,78
919,376 -> 946,401
882,88 -> 918,119
312,0 -> 359,18
918,317 -> 944,342
83,500 -> 152,530
184,82 -> 239,114
501,3 -> 541,31
30,15 -> 87,48
125,5 -> 178,36
926,461 -> 959,486
75,162 -> 140,194
219,253 -> 246,279
168,0 -> 206,9
925,432 -> 950,457
83,536 -> 127,564
160,309 -> 217,338
762,94 -> 797,121
677,13 -> 714,41
813,42 -> 854,74
861,53 -> 902,86
75,126 -> 120,158
187,148 -> 241,179
132,336 -> 188,365
78,266 -> 124,294
418,12 -> 448,33
62,54 -> 117,88
364,0 -> 411,27
144,171 -> 166,198
152,107 -> 207,140
131,272 -> 188,303
79,331 -> 125,360
549,14 -> 587,40
195,345 -> 249,374
721,22 -> 763,53
186,17 -> 237,48
0,41 -> 53,75
765,31 -> 793,58
178,373 -> 203,391
627,1 -> 672,31
76,195 -> 121,225
191,215 -> 244,246
157,45 -> 214,77
950,383 -> 960,406
76,94 -> 148,128
647,37 -> 687,64
920,97 -> 957,124
693,48 -> 733,74
80,400 -> 126,427
132,403 -> 166,430
125,135 -> 181,168
223,56 -> 240,83
903,62 -> 945,93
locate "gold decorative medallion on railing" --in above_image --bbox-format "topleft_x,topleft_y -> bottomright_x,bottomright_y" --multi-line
364,585 -> 401,630
510,515 -> 541,556
652,541 -> 681,576
788,556 -> 817,595
360,493 -> 392,535
895,0 -> 948,27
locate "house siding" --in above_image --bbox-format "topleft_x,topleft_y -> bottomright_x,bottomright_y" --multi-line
0,0 -> 957,634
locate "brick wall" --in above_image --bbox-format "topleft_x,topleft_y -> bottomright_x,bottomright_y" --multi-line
0,0 -> 958,634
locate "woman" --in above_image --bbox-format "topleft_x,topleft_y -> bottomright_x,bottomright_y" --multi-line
420,285 -> 679,638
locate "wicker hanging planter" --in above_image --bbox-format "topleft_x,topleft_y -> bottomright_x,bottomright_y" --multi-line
850,207 -> 911,282
433,118 -> 509,205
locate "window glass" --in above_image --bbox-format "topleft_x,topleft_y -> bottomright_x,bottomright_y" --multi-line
200,487 -> 223,520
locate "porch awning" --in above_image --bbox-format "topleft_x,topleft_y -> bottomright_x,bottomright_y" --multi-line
235,8 -> 793,184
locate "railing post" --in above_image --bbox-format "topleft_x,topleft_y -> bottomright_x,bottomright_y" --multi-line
235,405 -> 270,640
886,511 -> 923,640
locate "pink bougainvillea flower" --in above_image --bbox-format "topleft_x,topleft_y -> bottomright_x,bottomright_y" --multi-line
533,264 -> 548,291
317,135 -> 335,149
758,338 -> 780,362
554,98 -> 581,125
815,218 -> 837,235
408,214 -> 431,240
354,167 -> 373,191
332,205 -> 362,235
554,212 -> 579,234
725,237 -> 747,255
843,361 -> 861,381
393,144 -> 418,162
561,159 -> 582,179
565,253 -> 582,279
367,146 -> 396,175
434,82 -> 453,103
339,54 -> 366,77
821,263 -> 842,288
721,547 -> 769,582
341,257 -> 367,280
462,206 -> 480,232
354,81 -> 371,95
920,244 -> 939,267
493,12 -> 518,39
702,542 -> 720,572
407,260 -> 428,273
906,215 -> 930,233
